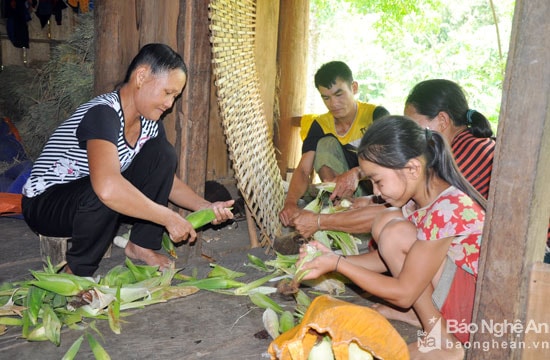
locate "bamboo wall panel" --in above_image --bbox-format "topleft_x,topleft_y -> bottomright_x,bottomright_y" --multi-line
209,0 -> 285,247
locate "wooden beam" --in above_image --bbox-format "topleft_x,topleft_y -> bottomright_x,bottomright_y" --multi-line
468,0 -> 550,358
136,0 -> 180,146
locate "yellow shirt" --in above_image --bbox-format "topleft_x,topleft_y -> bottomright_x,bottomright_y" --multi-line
300,101 -> 378,153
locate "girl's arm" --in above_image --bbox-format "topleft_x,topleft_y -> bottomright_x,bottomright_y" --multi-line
301,219 -> 453,309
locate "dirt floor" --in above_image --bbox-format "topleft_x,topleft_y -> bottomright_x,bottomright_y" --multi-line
0,212 -> 418,359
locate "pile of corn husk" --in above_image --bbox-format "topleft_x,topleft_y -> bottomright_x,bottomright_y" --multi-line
0,252 -> 325,359
0,258 -> 198,358
0,201 -> 355,359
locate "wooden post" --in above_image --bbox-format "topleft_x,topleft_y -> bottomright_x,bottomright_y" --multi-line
275,0 -> 310,177
467,0 -> 550,358
175,0 -> 211,197
136,0 -> 181,146
173,1 -> 212,258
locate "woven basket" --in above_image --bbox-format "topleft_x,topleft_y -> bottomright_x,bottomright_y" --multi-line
209,0 -> 285,248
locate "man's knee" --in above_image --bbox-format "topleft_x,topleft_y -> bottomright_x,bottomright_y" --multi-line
316,136 -> 341,155
314,136 -> 348,174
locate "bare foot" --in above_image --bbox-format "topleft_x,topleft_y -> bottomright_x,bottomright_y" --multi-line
124,241 -> 173,271
372,303 -> 422,328
64,264 -> 73,274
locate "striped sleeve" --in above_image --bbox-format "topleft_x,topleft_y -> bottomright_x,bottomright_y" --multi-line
452,130 -> 495,199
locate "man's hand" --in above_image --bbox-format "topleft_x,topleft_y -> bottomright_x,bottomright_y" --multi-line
329,167 -> 360,201
293,210 -> 320,238
279,202 -> 301,227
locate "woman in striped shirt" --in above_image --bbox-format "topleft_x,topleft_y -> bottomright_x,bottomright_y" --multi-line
404,79 -> 495,200
22,43 -> 233,276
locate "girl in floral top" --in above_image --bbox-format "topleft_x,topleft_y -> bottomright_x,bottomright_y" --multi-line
299,116 -> 486,359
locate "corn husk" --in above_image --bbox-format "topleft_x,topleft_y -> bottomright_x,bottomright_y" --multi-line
263,308 -> 280,339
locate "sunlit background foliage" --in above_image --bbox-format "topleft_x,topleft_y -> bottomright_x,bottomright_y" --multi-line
306,0 -> 515,130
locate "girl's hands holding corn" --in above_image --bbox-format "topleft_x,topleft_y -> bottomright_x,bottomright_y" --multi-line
297,241 -> 340,281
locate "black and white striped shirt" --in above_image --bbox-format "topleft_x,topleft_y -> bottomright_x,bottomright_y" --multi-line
22,91 -> 162,197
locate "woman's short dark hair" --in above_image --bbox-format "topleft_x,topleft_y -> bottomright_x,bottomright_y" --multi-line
123,43 -> 187,84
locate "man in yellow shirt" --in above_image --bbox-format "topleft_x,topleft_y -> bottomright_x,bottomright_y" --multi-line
279,61 -> 388,228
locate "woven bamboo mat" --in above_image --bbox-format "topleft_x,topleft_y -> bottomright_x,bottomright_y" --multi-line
209,0 -> 285,248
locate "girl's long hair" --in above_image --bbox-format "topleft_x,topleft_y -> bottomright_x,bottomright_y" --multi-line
358,115 -> 487,209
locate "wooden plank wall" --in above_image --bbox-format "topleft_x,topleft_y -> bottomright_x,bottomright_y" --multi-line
467,0 -> 550,358
94,0 -> 209,197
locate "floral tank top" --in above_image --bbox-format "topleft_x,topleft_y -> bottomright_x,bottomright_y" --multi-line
402,186 -> 485,277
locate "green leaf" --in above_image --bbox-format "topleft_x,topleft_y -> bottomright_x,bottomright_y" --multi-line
279,310 -> 295,333
100,265 -> 137,287
26,323 -> 49,342
161,232 -> 178,259
62,335 -> 85,360
248,292 -> 284,314
42,303 -> 62,346
86,333 -> 111,360
124,258 -> 160,283
0,316 -> 24,326
177,277 -> 245,291
107,287 -> 121,334
233,272 -> 280,296
207,264 -> 246,279
245,253 -> 270,272
26,286 -> 47,325
29,271 -> 97,296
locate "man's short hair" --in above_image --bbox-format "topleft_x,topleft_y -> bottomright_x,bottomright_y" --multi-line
314,61 -> 354,89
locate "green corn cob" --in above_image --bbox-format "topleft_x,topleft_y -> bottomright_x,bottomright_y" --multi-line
262,308 -> 280,339
249,292 -> 284,314
185,208 -> 231,229
279,310 -> 295,333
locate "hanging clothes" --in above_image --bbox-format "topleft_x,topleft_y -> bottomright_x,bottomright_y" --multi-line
67,0 -> 89,13
4,0 -> 32,48
35,0 -> 67,27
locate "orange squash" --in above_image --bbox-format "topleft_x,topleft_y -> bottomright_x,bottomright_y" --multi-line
268,295 -> 409,360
